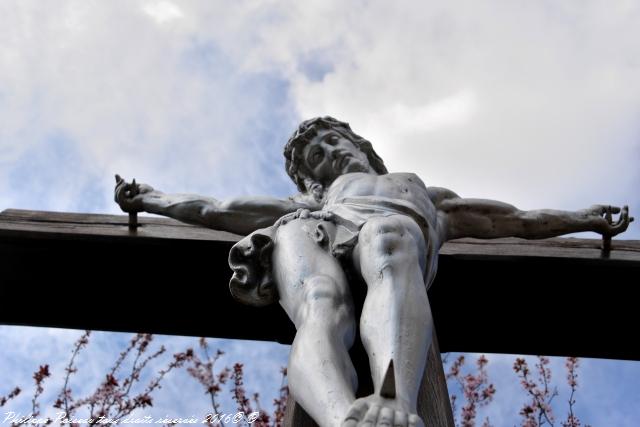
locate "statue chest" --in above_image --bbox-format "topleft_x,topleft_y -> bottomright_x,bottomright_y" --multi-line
326,172 -> 428,203
324,172 -> 437,224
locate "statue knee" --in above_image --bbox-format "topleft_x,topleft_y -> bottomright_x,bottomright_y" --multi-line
360,216 -> 416,256
303,275 -> 343,307
300,275 -> 350,320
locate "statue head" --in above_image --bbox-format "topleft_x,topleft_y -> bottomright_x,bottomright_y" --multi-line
284,116 -> 388,201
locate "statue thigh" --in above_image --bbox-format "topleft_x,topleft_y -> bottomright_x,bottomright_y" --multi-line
271,217 -> 355,329
354,214 -> 428,280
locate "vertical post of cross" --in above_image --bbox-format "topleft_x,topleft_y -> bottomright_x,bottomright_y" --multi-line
283,331 -> 454,427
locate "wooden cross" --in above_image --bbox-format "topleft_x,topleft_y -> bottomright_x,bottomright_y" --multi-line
2,209 -> 639,426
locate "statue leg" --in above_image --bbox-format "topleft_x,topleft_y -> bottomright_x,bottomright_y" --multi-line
346,215 -> 432,427
273,218 -> 358,427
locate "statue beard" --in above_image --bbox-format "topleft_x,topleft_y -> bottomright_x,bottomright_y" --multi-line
341,158 -> 371,174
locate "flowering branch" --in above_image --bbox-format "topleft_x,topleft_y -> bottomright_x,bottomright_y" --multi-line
446,354 -> 495,427
0,386 -> 21,408
31,365 -> 51,424
561,357 -> 590,427
271,367 -> 289,427
54,330 -> 91,424
185,338 -> 230,427
513,357 -> 557,427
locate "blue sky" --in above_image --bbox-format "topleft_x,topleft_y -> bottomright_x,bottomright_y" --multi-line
1,1 -> 639,425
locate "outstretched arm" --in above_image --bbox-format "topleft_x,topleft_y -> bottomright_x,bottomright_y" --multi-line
430,187 -> 633,242
114,175 -> 317,235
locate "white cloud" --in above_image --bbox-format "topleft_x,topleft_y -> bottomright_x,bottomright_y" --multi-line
251,0 -> 640,235
1,1 -> 638,237
142,1 -> 184,25
372,90 -> 477,135
194,0 -> 640,236
0,1 -> 298,214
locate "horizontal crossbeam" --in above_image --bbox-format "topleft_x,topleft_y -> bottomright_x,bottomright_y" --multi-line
2,209 -> 639,360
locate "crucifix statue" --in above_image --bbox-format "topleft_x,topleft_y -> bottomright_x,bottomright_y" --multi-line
115,116 -> 632,427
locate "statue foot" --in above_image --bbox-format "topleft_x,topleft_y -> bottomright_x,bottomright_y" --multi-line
340,395 -> 424,427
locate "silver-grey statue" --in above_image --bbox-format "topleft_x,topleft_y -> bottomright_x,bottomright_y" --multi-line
115,116 -> 632,427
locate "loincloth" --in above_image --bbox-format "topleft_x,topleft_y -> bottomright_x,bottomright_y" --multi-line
228,197 -> 437,307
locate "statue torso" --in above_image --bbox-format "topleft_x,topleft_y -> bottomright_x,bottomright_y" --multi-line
323,172 -> 439,232
322,172 -> 441,285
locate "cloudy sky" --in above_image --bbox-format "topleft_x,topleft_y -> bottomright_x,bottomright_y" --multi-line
1,0 -> 639,425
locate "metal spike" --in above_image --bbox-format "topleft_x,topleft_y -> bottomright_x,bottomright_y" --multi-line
128,178 -> 139,231
601,206 -> 612,258
380,359 -> 396,398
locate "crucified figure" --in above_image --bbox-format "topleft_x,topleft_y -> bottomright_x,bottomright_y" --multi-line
115,116 -> 632,427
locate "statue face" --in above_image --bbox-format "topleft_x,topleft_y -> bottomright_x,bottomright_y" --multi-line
302,129 -> 374,185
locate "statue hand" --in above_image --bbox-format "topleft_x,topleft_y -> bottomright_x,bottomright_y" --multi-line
584,204 -> 633,236
114,174 -> 154,213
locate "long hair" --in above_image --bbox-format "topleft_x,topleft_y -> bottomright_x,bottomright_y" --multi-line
283,116 -> 387,202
